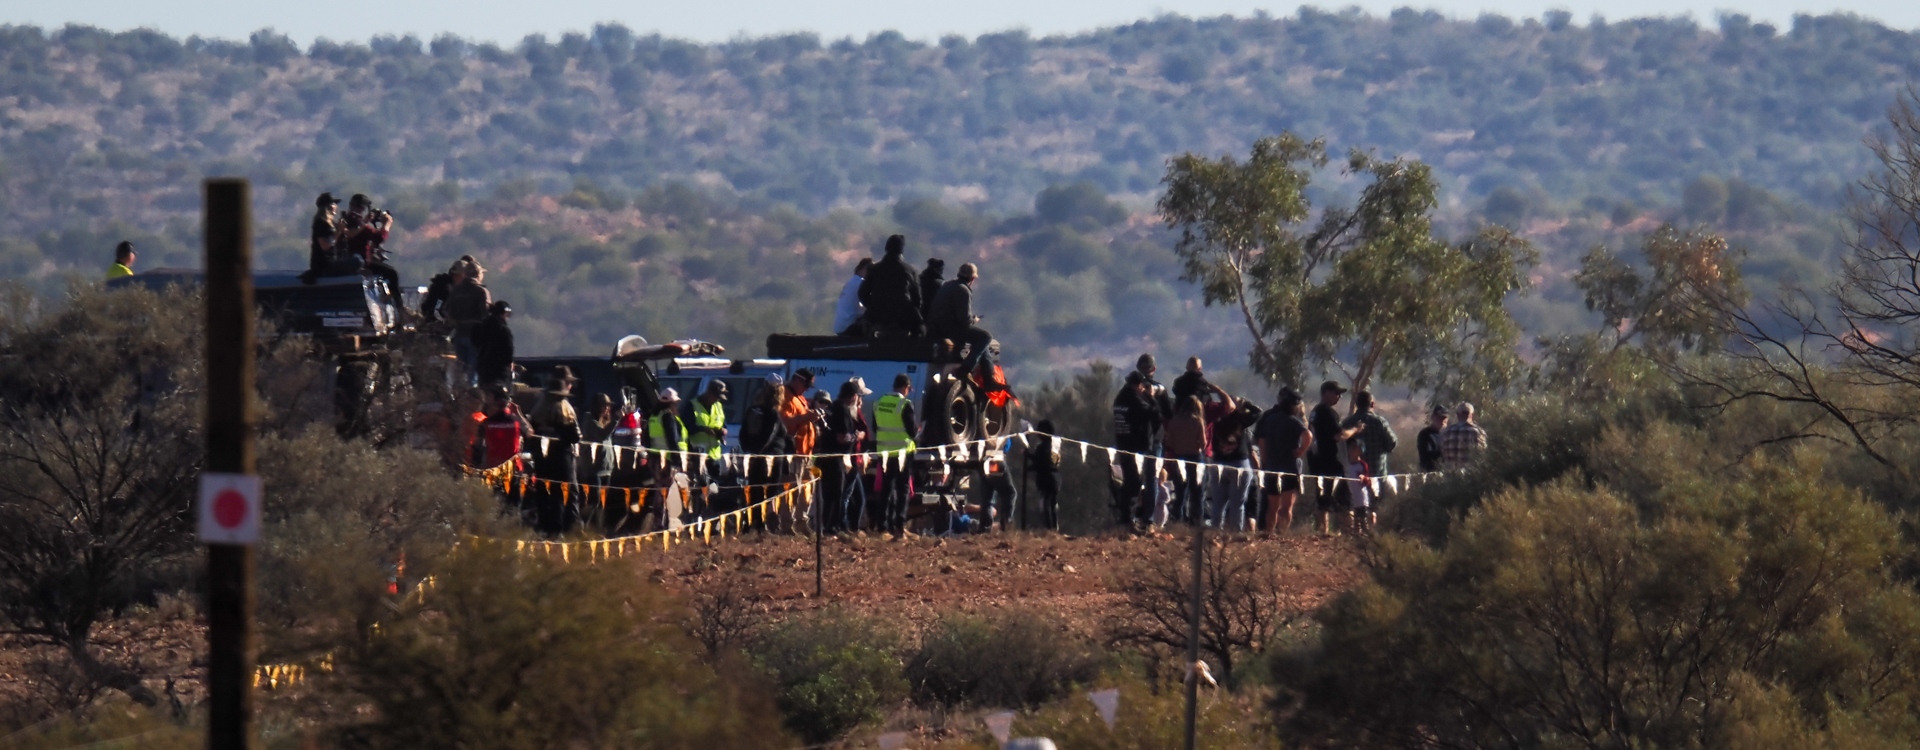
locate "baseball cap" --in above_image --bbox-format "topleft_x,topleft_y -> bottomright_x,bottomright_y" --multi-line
1320,380 -> 1349,395
765,372 -> 784,386
316,192 -> 340,207
659,387 -> 680,402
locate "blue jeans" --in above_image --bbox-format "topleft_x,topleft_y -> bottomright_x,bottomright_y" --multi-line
1209,458 -> 1254,531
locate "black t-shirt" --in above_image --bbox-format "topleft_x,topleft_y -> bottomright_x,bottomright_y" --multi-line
1308,403 -> 1343,470
310,214 -> 335,250
1254,410 -> 1308,473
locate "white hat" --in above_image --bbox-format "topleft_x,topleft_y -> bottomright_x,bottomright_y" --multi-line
848,376 -> 873,395
659,387 -> 681,402
765,372 -> 784,386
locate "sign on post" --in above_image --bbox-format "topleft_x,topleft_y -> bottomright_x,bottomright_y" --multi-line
199,473 -> 261,545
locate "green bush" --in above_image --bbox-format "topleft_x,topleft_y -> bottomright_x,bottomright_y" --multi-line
905,609 -> 1105,709
750,608 -> 907,744
1275,459 -> 1920,749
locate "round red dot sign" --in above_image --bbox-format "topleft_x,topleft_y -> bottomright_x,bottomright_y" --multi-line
212,489 -> 249,529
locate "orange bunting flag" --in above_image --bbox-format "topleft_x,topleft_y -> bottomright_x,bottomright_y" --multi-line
599,487 -> 608,507
561,482 -> 569,503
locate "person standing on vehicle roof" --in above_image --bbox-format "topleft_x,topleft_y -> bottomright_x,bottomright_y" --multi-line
860,235 -> 924,338
834,258 -> 872,336
107,241 -> 135,280
445,260 -> 492,386
929,263 -> 995,378
873,373 -> 919,538
471,300 -> 515,389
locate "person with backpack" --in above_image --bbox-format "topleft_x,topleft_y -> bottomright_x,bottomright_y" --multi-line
420,256 -> 475,323
1024,419 -> 1064,532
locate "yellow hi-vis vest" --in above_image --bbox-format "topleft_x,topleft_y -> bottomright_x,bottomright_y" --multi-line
689,398 -> 726,459
648,410 -> 688,466
874,393 -> 915,453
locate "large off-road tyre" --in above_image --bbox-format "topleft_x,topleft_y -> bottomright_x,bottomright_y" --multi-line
922,378 -> 980,446
981,395 -> 1019,441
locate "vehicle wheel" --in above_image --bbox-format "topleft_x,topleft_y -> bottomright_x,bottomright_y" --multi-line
923,378 -> 979,445
981,396 -> 1018,440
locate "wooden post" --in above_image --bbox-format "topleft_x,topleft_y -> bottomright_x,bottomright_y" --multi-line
204,178 -> 256,750
1184,518 -> 1204,750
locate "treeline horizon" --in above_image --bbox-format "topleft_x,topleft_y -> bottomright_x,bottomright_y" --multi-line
0,8 -> 1908,367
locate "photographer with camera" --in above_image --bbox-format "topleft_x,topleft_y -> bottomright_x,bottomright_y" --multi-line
341,193 -> 402,305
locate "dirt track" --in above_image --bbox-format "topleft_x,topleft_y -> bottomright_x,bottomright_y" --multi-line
648,529 -> 1370,635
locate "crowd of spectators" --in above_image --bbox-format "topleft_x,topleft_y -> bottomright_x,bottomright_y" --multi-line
1110,354 -> 1487,538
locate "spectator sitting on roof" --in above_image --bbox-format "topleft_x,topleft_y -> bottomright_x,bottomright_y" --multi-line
859,235 -> 925,338
929,263 -> 994,378
834,257 -> 872,336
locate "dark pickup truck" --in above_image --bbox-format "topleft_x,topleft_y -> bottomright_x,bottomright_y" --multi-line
108,268 -> 398,341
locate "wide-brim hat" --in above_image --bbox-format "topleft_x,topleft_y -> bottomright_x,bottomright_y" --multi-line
545,365 -> 580,392
658,387 -> 681,402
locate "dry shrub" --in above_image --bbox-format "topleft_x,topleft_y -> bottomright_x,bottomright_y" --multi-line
1003,672 -> 1276,750
323,542 -> 783,750
1106,540 -> 1297,687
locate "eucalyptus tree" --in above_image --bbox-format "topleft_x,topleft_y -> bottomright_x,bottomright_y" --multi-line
1159,136 -> 1537,396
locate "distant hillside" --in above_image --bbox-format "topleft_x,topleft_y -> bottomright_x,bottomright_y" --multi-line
2,11 -> 1916,234
0,12 -> 1903,372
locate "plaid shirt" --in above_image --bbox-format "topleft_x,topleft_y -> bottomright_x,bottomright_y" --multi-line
1440,422 -> 1487,470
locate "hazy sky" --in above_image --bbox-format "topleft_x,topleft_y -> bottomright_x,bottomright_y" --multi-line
6,0 -> 1916,46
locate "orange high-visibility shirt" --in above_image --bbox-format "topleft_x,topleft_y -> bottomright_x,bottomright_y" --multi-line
779,393 -> 817,455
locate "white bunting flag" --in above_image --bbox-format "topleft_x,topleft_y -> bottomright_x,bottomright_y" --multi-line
1076,441 -> 1086,462
1014,432 -> 1028,450
1385,475 -> 1399,494
936,444 -> 948,461
1050,436 -> 1061,455
1317,475 -> 1330,494
1134,451 -> 1147,475
1089,688 -> 1120,729
538,437 -> 551,457
984,712 -> 1015,745
842,454 -> 853,471
1369,477 -> 1380,495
